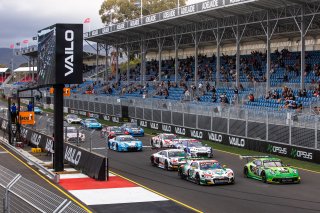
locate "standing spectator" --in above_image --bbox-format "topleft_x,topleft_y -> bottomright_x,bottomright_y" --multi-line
27,101 -> 33,112
11,103 -> 17,123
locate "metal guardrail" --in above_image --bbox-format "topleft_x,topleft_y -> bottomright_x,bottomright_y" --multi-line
0,164 -> 88,213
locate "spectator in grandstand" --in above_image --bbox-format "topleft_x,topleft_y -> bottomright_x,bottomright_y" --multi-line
212,93 -> 217,103
265,91 -> 272,99
220,93 -> 229,104
248,93 -> 255,102
211,85 -> 216,94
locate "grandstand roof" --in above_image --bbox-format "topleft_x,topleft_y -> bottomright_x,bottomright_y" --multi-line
85,0 -> 320,49
14,67 -> 37,72
0,68 -> 9,73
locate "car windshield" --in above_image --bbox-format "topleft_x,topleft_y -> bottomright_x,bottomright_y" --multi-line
110,127 -> 121,132
119,137 -> 136,141
126,123 -> 138,128
68,115 -> 78,119
168,151 -> 185,157
67,128 -> 77,133
200,162 -> 221,170
163,134 -> 176,140
186,142 -> 203,147
87,119 -> 97,123
263,160 -> 283,167
34,107 -> 40,110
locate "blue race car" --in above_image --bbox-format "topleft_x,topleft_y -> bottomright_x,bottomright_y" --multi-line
108,135 -> 143,152
120,123 -> 144,136
34,107 -> 42,114
81,118 -> 102,129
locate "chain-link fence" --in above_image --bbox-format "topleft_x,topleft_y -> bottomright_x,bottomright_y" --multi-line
0,164 -> 88,213
61,94 -> 320,150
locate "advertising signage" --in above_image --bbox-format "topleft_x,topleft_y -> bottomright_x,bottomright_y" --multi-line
38,24 -> 83,86
86,0 -> 255,38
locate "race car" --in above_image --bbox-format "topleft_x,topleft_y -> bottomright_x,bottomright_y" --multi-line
120,123 -> 144,136
150,133 -> 177,148
34,107 -> 42,114
178,159 -> 235,185
242,156 -> 301,184
101,126 -> 122,139
65,114 -> 82,124
108,135 -> 143,152
173,139 -> 213,158
150,149 -> 187,170
64,126 -> 85,143
80,118 -> 102,129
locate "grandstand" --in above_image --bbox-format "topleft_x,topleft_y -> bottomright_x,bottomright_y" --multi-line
69,0 -> 319,114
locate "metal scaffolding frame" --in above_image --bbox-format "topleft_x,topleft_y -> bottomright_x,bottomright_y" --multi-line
86,0 -> 320,90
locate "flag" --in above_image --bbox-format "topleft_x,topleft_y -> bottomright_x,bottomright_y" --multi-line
23,40 -> 29,44
84,18 -> 91,23
32,36 -> 37,41
10,44 -> 14,49
16,42 -> 20,46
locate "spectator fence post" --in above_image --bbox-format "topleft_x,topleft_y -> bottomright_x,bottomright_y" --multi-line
245,110 -> 248,138
289,113 -> 292,145
315,118 -> 318,150
227,107 -> 230,135
266,112 -> 269,141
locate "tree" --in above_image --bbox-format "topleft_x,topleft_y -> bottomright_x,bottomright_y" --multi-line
99,0 -> 186,25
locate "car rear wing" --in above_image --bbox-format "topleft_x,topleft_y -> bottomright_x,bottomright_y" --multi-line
240,155 -> 270,162
178,157 -> 211,162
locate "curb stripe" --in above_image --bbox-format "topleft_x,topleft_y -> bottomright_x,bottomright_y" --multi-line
110,171 -> 204,213
0,144 -> 92,213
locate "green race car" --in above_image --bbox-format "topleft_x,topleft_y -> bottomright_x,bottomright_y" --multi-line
242,156 -> 301,184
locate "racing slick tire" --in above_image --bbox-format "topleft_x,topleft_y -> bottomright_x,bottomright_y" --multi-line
150,156 -> 156,166
116,144 -> 119,152
261,172 -> 267,183
195,173 -> 201,185
244,167 -> 249,178
178,169 -> 186,179
164,160 -> 169,171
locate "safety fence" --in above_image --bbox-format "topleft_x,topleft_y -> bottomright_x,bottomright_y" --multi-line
61,94 -> 320,163
0,164 -> 88,213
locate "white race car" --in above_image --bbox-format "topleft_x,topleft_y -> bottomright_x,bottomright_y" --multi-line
65,114 -> 82,124
150,149 -> 186,170
178,159 -> 235,185
150,133 -> 177,148
173,139 -> 213,158
64,126 -> 85,143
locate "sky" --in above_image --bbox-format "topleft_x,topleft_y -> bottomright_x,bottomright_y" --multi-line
0,0 -> 205,48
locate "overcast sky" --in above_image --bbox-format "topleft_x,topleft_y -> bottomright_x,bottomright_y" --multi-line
0,0 -> 204,48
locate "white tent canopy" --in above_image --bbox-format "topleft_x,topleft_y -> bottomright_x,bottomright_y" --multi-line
13,67 -> 37,72
0,68 -> 9,73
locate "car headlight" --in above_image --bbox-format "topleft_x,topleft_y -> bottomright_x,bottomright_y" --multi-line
269,170 -> 275,175
292,169 -> 297,174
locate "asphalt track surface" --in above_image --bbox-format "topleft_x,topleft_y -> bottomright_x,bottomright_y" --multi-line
7,107 -> 320,213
